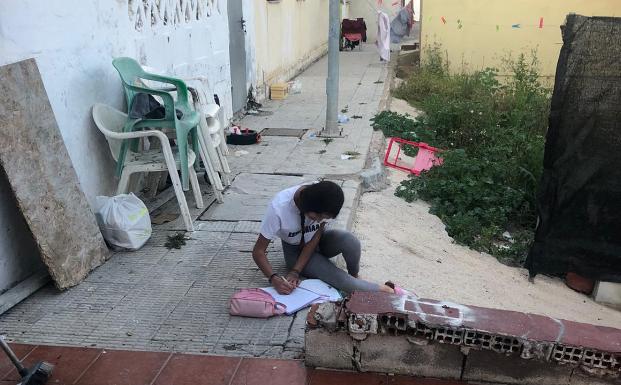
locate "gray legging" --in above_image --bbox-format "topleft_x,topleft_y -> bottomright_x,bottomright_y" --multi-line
282,229 -> 381,293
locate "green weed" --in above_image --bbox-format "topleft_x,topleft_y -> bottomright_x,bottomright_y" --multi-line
376,45 -> 550,266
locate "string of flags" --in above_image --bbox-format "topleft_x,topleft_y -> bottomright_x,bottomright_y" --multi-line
433,16 -> 552,30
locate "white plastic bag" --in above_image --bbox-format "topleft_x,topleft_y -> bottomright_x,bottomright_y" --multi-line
94,193 -> 152,250
289,80 -> 302,94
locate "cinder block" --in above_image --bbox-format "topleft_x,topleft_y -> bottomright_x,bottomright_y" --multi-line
593,281 -> 621,307
305,329 -> 355,370
360,157 -> 388,192
463,348 -> 573,385
359,334 -> 463,379
314,303 -> 338,331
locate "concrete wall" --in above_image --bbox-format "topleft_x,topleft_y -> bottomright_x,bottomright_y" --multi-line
243,0 -> 258,96
252,0 -> 331,100
0,0 -> 232,294
420,0 -> 619,77
347,0 -> 419,43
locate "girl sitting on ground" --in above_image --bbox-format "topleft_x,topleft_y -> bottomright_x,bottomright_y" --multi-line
252,180 -> 406,295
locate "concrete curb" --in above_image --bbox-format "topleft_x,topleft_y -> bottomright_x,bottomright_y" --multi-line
305,293 -> 621,385
364,51 -> 397,170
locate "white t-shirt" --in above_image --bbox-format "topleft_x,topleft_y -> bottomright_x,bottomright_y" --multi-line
260,184 -> 322,245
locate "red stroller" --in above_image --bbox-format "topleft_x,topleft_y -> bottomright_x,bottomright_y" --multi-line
341,18 -> 367,51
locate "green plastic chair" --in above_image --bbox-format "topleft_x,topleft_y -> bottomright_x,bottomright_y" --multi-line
112,57 -> 200,191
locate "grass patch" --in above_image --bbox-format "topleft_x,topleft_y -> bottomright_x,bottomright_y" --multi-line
375,43 -> 551,266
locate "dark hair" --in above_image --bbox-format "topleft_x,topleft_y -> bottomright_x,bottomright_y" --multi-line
299,181 -> 345,218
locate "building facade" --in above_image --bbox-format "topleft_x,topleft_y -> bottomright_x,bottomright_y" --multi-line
0,0 -> 331,303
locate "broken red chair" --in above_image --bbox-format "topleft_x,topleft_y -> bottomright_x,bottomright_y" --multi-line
384,137 -> 443,175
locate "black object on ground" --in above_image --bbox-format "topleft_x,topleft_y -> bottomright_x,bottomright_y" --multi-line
226,130 -> 260,145
0,337 -> 53,385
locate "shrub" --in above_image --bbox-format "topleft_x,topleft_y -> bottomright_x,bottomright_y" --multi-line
377,46 -> 551,266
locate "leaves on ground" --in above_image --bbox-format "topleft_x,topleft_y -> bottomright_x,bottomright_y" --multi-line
165,233 -> 187,249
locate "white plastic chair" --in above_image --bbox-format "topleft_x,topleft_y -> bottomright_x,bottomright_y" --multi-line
92,103 -> 202,232
185,81 -> 233,200
183,76 -> 231,156
140,68 -> 232,201
183,76 -> 231,186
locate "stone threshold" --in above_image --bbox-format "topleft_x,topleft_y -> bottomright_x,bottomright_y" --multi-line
305,292 -> 621,385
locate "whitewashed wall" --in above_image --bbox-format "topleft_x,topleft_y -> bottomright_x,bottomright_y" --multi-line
252,0 -> 330,101
0,0 -> 232,293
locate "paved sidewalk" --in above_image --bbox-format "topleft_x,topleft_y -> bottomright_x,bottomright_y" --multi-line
0,44 -> 388,358
228,45 -> 390,177
0,343 -> 463,385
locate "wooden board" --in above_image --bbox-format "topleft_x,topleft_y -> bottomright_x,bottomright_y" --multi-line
0,59 -> 110,289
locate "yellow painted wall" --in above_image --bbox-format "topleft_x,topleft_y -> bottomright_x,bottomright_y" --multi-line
420,0 -> 620,78
253,0 -> 330,99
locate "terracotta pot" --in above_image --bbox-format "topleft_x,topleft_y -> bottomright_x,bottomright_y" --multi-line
565,272 -> 595,295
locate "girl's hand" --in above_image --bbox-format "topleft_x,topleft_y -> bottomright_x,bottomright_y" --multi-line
286,270 -> 300,287
272,275 -> 294,294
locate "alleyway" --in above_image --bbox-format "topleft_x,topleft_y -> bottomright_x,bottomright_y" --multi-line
0,44 -> 390,359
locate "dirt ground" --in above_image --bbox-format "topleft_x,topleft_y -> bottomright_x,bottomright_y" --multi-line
353,98 -> 621,328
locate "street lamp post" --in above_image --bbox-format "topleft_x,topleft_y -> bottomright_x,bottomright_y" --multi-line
324,0 -> 340,136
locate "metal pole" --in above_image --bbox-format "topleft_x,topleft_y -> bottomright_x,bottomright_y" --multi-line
324,0 -> 340,136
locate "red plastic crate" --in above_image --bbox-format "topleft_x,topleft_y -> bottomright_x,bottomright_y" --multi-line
383,137 -> 443,175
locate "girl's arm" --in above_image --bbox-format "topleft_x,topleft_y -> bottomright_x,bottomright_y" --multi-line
253,234 -> 294,294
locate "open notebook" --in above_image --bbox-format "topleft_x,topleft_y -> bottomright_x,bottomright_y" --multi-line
261,279 -> 342,315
